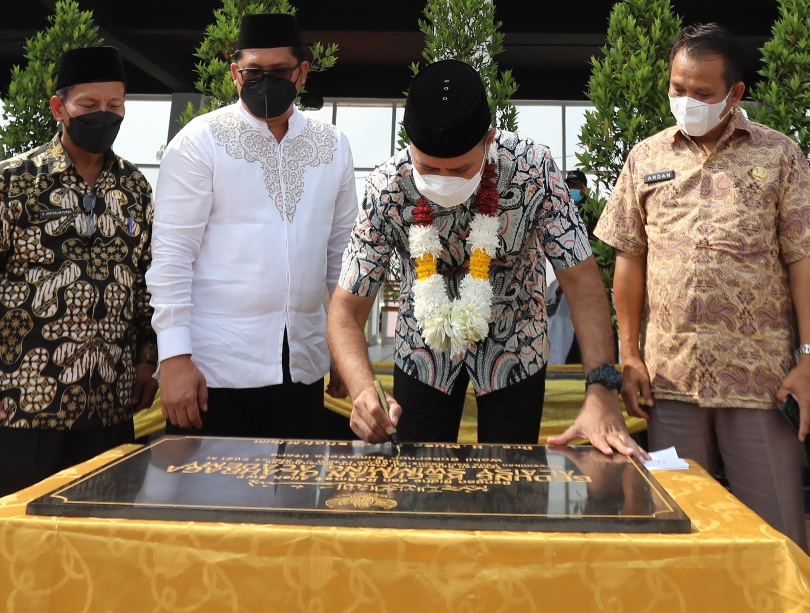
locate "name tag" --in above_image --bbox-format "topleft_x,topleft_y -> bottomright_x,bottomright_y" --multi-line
39,209 -> 71,219
643,170 -> 675,184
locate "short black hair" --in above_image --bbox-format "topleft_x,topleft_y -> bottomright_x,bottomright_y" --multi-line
233,45 -> 307,64
668,23 -> 746,89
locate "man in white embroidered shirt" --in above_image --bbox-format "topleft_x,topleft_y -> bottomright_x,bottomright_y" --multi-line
147,13 -> 356,438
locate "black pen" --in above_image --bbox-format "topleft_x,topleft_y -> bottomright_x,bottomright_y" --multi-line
373,379 -> 401,445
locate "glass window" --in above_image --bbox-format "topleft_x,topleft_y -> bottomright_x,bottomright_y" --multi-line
515,104 -> 564,164
303,103 -> 334,125
115,98 -> 172,167
335,104 -> 395,168
354,170 -> 369,207
563,105 -> 595,175
139,167 -> 160,190
394,104 -> 406,150
0,96 -> 605,217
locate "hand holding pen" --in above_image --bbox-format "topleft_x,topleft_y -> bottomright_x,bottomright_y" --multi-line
374,379 -> 401,445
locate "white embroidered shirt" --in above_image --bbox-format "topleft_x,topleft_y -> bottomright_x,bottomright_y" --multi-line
147,103 -> 357,387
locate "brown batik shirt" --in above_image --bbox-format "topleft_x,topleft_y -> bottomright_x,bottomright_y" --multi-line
596,111 -> 810,409
0,135 -> 157,429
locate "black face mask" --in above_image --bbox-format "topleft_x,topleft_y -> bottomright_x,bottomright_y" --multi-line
240,75 -> 298,119
64,110 -> 123,154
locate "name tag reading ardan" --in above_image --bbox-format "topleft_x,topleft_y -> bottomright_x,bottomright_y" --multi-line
643,170 -> 675,184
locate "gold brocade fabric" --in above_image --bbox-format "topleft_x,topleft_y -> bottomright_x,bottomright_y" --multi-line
133,389 -> 168,438
133,365 -> 647,443
1,446 -> 809,612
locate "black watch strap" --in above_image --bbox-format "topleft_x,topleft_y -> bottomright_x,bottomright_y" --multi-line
585,364 -> 623,391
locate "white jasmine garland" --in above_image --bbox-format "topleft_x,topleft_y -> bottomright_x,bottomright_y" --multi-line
409,160 -> 500,357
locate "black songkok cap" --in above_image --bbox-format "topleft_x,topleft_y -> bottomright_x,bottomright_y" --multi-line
403,59 -> 492,158
237,13 -> 301,50
565,170 -> 587,185
55,46 -> 127,90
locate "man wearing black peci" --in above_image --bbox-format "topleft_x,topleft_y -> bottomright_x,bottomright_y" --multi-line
328,60 -> 646,458
0,46 -> 157,497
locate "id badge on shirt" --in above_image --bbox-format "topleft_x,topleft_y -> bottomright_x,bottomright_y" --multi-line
643,170 -> 675,184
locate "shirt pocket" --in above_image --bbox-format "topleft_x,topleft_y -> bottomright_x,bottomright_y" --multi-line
714,165 -> 780,251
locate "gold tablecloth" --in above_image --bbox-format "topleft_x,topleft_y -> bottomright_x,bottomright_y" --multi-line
1,445 -> 809,612
135,366 -> 647,444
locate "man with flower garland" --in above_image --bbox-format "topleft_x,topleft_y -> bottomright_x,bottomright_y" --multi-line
328,59 -> 646,458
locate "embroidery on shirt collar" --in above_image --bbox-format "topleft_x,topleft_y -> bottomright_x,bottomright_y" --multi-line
211,112 -> 337,222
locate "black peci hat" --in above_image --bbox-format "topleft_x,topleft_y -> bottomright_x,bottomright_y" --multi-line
237,13 -> 301,50
403,60 -> 492,158
565,170 -> 587,185
55,46 -> 127,91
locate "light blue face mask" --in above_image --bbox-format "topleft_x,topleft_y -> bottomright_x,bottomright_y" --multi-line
569,189 -> 584,204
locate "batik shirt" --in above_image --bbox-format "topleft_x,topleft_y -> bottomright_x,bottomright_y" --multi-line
339,130 -> 591,396
596,112 -> 810,409
0,136 -> 157,429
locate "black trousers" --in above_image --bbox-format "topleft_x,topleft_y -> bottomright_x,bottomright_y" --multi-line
393,365 -> 546,444
165,332 -> 324,439
0,419 -> 134,497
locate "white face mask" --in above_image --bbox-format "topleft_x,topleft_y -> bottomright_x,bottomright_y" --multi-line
412,157 -> 484,208
669,89 -> 733,137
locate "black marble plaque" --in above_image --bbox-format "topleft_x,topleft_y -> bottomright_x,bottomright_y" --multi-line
27,436 -> 690,533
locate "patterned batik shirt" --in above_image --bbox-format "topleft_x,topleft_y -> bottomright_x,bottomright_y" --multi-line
0,136 -> 157,429
339,130 -> 592,396
596,111 -> 810,409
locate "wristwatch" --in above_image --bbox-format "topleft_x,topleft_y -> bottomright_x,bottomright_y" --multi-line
585,364 -> 623,391
799,344 -> 810,355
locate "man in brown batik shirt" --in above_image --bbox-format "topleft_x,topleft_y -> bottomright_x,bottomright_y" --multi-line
597,23 -> 810,552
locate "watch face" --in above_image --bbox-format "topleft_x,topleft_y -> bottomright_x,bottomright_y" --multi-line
605,368 -> 623,389
588,365 -> 623,390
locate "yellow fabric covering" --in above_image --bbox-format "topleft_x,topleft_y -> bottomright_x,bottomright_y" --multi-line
135,365 -> 647,443
1,445 -> 808,612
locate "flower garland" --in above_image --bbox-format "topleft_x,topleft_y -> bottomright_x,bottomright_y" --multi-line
409,161 -> 500,357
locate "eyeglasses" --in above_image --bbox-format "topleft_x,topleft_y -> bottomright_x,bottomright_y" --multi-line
237,64 -> 300,82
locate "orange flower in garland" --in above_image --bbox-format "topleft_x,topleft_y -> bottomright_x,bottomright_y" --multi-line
410,161 -> 501,356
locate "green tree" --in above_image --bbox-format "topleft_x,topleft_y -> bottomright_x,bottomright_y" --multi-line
746,0 -> 810,160
576,0 -> 681,289
398,0 -> 518,147
179,0 -> 338,125
0,0 -> 103,158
